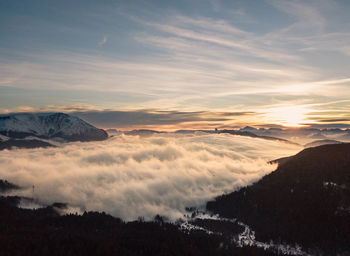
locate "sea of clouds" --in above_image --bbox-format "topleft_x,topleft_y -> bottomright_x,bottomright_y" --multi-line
0,133 -> 301,221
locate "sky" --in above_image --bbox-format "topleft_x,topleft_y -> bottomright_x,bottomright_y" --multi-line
1,0 -> 350,129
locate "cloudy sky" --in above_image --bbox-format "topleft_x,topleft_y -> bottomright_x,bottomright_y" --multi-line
1,0 -> 350,129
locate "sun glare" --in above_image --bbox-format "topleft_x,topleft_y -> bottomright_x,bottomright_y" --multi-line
264,105 -> 310,127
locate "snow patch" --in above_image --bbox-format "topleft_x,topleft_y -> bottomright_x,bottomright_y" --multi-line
0,134 -> 9,141
180,210 -> 309,255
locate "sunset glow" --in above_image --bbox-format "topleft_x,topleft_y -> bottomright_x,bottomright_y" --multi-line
264,105 -> 311,127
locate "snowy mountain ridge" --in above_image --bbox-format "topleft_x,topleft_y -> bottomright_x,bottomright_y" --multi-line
0,112 -> 108,141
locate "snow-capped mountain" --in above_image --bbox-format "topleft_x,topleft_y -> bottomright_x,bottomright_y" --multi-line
0,113 -> 108,142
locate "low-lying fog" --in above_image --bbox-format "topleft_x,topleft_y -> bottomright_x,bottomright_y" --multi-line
0,133 -> 301,221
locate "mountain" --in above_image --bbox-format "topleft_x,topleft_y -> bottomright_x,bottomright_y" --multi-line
207,143 -> 350,254
304,139 -> 343,148
0,139 -> 54,150
240,126 -> 258,132
0,180 -> 19,192
106,128 -> 122,135
125,129 -> 167,136
237,127 -> 350,145
0,113 -> 108,142
219,129 -> 299,145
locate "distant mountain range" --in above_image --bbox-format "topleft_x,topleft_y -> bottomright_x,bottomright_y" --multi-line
123,127 -> 350,147
3,114 -> 348,151
304,139 -> 343,148
207,143 -> 350,254
124,129 -> 167,136
238,125 -> 350,144
0,113 -> 108,150
125,128 -> 300,145
218,129 -> 299,145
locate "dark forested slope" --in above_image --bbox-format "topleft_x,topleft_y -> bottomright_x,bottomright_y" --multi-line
0,195 -> 277,256
207,143 -> 350,253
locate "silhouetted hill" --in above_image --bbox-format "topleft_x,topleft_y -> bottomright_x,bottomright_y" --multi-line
0,139 -> 54,150
207,143 -> 350,254
125,129 -> 167,136
304,139 -> 342,148
219,129 -> 299,145
0,180 -> 19,192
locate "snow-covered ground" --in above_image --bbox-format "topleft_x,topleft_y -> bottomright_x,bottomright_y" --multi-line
180,211 -> 309,256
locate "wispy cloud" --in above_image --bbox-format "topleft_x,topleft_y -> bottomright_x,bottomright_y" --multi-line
268,0 -> 327,32
72,109 -> 255,129
1,0 -> 350,126
98,35 -> 108,45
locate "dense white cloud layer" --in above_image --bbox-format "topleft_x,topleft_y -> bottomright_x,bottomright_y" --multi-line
0,134 -> 301,220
